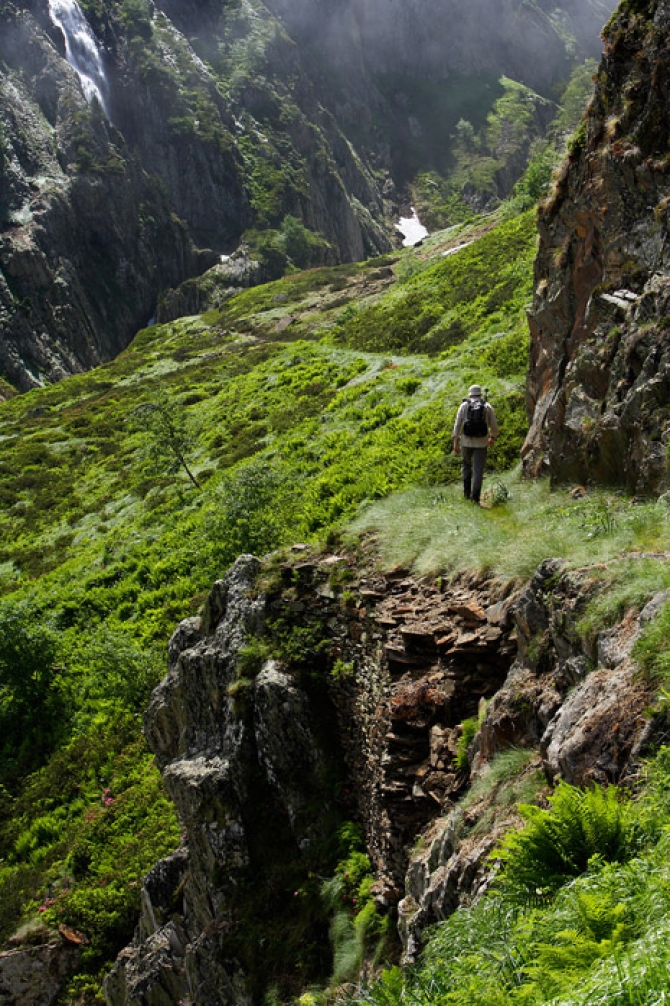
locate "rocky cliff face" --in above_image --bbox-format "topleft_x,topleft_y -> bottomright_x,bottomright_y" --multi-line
1,0 -> 613,392
106,544 -> 656,1005
266,0 -> 612,90
0,0 -> 394,391
0,3 -> 211,390
523,0 -> 670,495
265,0 -> 614,184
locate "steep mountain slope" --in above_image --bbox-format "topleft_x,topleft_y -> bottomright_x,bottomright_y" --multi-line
0,3 -> 208,392
0,209 -> 546,1003
523,0 -> 670,494
11,2 -> 670,1002
0,0 -> 391,392
265,0 -> 612,80
2,199 -> 670,1005
0,0 -> 613,392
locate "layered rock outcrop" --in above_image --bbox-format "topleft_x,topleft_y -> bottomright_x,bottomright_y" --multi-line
523,0 -> 670,494
107,543 -> 658,1004
398,556 -> 656,960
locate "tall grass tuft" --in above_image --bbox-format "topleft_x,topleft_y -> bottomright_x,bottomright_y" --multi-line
350,473 -> 670,582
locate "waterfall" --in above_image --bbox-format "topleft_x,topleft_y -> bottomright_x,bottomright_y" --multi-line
48,0 -> 110,118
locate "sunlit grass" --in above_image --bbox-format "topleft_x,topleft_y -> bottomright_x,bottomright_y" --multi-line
350,759 -> 670,1006
350,468 -> 670,581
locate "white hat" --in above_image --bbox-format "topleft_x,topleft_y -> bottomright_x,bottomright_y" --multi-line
468,385 -> 482,397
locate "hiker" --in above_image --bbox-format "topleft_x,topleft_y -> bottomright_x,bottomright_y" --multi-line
452,385 -> 499,504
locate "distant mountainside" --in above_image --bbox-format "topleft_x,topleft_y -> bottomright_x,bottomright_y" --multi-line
0,0 -> 614,392
264,0 -> 613,97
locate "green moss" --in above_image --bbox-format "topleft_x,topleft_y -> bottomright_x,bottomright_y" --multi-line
567,117 -> 588,158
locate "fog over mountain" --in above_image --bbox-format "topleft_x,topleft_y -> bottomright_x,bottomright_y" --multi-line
264,0 -> 614,88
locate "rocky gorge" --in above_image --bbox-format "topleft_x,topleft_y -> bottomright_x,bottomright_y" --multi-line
98,542 -> 658,1006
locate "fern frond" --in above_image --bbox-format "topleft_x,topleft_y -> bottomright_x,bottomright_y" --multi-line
493,782 -> 637,902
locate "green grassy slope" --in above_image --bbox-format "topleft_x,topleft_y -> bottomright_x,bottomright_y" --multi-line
0,212 -> 535,613
350,751 -> 670,1006
3,202 -> 670,1004
0,210 -> 534,997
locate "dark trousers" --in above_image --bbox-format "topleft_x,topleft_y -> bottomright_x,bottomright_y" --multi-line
461,446 -> 487,502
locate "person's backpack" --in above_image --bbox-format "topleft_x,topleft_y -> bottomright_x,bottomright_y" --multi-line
462,399 -> 489,437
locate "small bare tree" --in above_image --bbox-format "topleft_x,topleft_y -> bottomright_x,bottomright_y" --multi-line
131,392 -> 201,489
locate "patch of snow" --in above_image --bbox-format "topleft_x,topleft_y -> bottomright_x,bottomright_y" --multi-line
396,208 -> 428,247
442,240 -> 474,258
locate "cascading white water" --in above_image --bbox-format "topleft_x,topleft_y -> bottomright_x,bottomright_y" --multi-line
48,0 -> 110,117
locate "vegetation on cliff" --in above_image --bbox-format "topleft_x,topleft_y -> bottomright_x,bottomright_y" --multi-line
6,37 -> 670,1002
351,750 -> 670,1006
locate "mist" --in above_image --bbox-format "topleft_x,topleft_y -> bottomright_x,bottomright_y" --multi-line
262,0 -> 617,94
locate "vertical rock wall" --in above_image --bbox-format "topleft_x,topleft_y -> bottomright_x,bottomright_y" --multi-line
105,549 -> 519,1004
523,0 -> 670,494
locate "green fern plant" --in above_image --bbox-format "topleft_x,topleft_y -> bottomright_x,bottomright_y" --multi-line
455,716 -> 478,770
493,782 -> 638,902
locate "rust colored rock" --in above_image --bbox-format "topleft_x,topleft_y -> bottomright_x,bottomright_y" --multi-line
523,5 -> 670,494
391,676 -> 455,724
400,623 -> 437,642
447,602 -> 487,623
58,925 -> 89,946
452,630 -> 481,649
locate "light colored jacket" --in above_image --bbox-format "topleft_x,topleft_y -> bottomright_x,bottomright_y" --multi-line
453,398 -> 499,448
